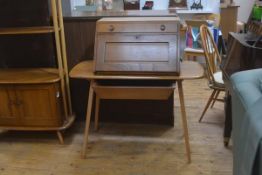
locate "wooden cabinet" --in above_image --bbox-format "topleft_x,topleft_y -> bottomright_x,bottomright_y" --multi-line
94,17 -> 181,75
0,87 -> 19,126
220,5 -> 239,40
0,83 -> 63,127
0,0 -> 74,143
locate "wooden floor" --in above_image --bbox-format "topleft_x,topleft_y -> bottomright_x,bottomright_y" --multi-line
0,78 -> 232,175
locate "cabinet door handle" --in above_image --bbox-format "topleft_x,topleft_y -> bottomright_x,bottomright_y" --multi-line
15,99 -> 23,106
56,91 -> 60,98
108,25 -> 115,32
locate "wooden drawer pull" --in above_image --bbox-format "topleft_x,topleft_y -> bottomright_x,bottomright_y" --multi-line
160,25 -> 166,31
108,25 -> 115,32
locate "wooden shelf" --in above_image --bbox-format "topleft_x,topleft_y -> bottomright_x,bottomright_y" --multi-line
0,68 -> 60,84
0,26 -> 59,35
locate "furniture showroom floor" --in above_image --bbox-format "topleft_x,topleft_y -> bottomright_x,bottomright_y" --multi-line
0,78 -> 232,175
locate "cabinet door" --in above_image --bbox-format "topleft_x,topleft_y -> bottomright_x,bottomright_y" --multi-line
15,84 -> 63,127
0,86 -> 20,126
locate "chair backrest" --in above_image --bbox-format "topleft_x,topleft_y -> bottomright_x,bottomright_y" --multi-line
200,24 -> 222,85
248,21 -> 262,35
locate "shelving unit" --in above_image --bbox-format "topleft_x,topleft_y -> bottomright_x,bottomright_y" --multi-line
0,0 -> 74,144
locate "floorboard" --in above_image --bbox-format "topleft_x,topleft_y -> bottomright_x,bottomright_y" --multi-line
0,78 -> 232,175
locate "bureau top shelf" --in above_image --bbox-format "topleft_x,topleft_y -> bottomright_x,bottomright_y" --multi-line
0,68 -> 60,84
0,26 -> 60,35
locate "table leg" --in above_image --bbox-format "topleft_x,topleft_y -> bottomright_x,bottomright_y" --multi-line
82,80 -> 95,158
94,96 -> 100,131
177,80 -> 191,163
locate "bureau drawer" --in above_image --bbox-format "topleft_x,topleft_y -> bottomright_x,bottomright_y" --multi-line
94,33 -> 180,75
93,83 -> 176,100
96,22 -> 178,33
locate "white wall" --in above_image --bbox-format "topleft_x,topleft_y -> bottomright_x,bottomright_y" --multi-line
139,0 -> 219,12
235,0 -> 255,22
70,0 -> 220,13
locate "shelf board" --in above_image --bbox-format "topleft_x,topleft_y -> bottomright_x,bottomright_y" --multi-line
0,26 -> 59,35
0,68 -> 60,84
0,114 -> 75,131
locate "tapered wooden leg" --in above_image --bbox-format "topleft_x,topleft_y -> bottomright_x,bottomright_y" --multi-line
82,80 -> 95,158
211,90 -> 220,108
199,89 -> 217,122
177,80 -> 191,163
94,96 -> 100,131
57,131 -> 64,144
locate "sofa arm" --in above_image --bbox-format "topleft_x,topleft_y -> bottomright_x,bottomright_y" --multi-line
230,69 -> 262,110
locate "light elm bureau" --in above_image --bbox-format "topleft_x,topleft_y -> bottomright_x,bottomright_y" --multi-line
70,60 -> 205,163
94,17 -> 181,75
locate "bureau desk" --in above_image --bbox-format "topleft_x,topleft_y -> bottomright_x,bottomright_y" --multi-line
70,60 -> 204,163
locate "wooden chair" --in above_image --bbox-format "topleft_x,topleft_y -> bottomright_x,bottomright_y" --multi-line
198,24 -> 225,122
184,14 -> 221,61
247,21 -> 262,35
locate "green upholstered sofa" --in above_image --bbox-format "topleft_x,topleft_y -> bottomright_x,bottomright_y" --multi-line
230,69 -> 262,175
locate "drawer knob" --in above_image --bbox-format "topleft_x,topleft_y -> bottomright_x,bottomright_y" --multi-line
108,25 -> 115,32
160,25 -> 166,31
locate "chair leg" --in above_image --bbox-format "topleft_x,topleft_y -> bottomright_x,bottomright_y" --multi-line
199,89 -> 217,122
211,90 -> 220,108
57,131 -> 64,144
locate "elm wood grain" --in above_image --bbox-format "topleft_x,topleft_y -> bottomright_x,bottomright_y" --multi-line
0,26 -> 58,35
95,34 -> 179,74
0,68 -> 60,84
82,80 -> 95,158
63,20 -> 176,125
198,25 -> 225,123
0,0 -> 74,143
70,60 -> 204,80
69,60 -> 204,163
0,86 -> 20,126
93,83 -> 175,131
94,17 -> 180,75
0,83 -> 63,127
96,17 -> 179,33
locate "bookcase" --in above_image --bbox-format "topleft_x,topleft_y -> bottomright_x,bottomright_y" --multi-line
0,0 -> 74,143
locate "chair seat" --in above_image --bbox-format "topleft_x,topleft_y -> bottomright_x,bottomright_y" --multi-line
213,71 -> 224,87
184,47 -> 204,53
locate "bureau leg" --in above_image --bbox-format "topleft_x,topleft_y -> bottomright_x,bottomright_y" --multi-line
177,80 -> 191,163
94,96 -> 100,131
57,131 -> 64,144
82,80 -> 95,158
